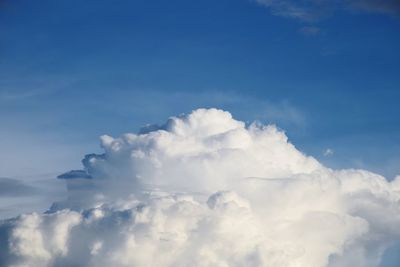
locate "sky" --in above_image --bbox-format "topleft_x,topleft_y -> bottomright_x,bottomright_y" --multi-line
0,1 -> 400,266
1,108 -> 400,266
1,0 -> 399,179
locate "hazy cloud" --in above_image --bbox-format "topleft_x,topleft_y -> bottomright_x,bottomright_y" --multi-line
0,177 -> 38,197
347,0 -> 400,15
255,0 -> 400,22
299,26 -> 321,36
254,0 -> 334,21
323,148 -> 334,156
0,108 -> 399,266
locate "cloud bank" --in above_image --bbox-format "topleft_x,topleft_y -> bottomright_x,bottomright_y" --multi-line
1,108 -> 400,267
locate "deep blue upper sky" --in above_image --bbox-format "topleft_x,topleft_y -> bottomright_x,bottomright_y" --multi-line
1,0 -> 400,180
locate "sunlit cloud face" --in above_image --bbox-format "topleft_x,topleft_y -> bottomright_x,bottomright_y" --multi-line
1,108 -> 400,267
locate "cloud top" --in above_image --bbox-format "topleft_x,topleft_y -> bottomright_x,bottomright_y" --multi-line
1,108 -> 400,267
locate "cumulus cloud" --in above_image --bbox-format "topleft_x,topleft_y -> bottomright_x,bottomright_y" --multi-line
1,108 -> 400,267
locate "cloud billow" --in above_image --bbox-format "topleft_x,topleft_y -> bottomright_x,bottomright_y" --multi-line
1,108 -> 400,267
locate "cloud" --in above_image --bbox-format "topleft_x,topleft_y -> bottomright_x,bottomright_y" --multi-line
347,0 -> 400,15
255,0 -> 335,22
254,0 -> 400,22
253,99 -> 306,129
103,89 -> 307,131
0,177 -> 38,197
0,175 -> 67,220
323,148 -> 334,156
299,26 -> 321,36
1,108 -> 400,267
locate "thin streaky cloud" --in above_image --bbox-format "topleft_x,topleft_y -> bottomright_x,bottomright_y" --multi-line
299,26 -> 321,36
254,0 -> 400,22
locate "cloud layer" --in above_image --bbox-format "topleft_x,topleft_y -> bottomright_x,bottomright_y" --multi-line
0,178 -> 38,197
1,108 -> 400,267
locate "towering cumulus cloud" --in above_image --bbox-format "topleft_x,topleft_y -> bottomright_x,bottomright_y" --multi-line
1,108 -> 400,267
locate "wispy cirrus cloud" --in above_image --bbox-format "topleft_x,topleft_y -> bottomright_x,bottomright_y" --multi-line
254,0 -> 400,22
299,25 -> 321,36
348,0 -> 400,15
255,0 -> 335,22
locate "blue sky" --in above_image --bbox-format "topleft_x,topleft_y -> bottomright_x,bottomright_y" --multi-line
1,1 -> 400,265
1,0 -> 399,178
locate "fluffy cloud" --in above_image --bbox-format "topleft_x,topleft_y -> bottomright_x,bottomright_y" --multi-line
1,108 -> 400,267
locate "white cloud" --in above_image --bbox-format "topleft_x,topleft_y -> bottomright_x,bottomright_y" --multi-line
1,108 -> 400,267
323,148 -> 334,156
254,0 -> 330,22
